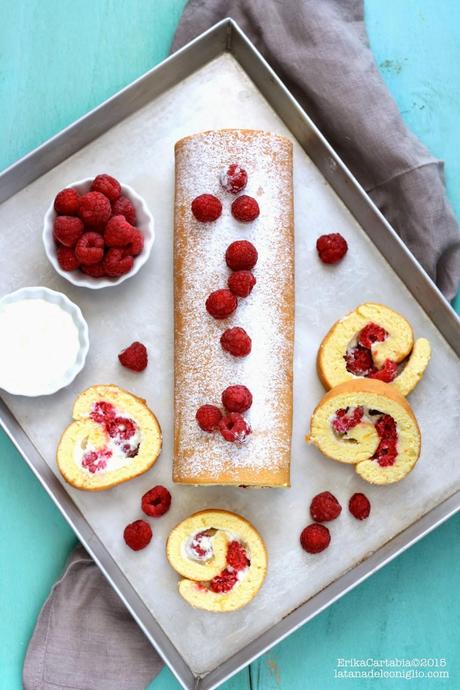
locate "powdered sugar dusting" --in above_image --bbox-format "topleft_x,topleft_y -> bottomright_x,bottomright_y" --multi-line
174,130 -> 294,483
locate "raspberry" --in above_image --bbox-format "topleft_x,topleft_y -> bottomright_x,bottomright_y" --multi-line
56,246 -> 80,271
124,229 -> 144,256
228,270 -> 256,297
103,248 -> 134,277
310,491 -> 342,522
220,327 -> 252,357
79,191 -> 112,226
226,541 -> 250,570
375,414 -> 397,441
191,194 -> 222,222
358,323 -> 388,349
349,493 -> 371,520
316,233 -> 348,264
332,406 -> 364,434
81,261 -> 106,278
107,417 -> 136,442
218,413 -> 251,443
53,216 -> 84,247
231,195 -> 260,222
141,485 -> 172,518
220,164 -> 248,194
118,341 -> 148,371
123,520 -> 152,551
112,195 -> 137,225
104,215 -> 135,247
75,232 -> 105,265
221,385 -> 253,413
54,188 -> 80,215
90,174 -> 121,202
344,346 -> 374,376
91,401 -> 116,424
369,359 -> 398,383
373,438 -> 398,466
300,524 -> 331,554
209,568 -> 238,593
82,448 -> 112,474
205,289 -> 237,320
196,404 -> 222,432
225,240 -> 258,271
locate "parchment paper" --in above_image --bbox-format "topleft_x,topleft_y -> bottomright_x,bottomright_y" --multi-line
1,54 -> 459,675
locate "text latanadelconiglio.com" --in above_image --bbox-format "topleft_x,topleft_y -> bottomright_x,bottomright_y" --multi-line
333,657 -> 449,681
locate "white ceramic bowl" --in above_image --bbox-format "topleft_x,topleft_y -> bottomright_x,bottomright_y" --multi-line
42,178 -> 154,289
0,286 -> 89,396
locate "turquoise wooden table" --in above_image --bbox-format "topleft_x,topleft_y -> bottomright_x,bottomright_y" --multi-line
1,2 -> 459,689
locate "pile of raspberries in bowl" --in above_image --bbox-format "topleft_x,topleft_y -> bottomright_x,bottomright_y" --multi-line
42,174 -> 154,288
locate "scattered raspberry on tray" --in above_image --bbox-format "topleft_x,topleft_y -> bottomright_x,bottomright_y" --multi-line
118,341 -> 148,371
53,216 -> 84,247
231,195 -> 260,223
141,485 -> 172,518
222,385 -> 253,413
90,174 -> 121,203
196,404 -> 223,432
218,413 -> 251,443
57,246 -> 80,271
300,524 -> 331,553
104,215 -> 135,247
112,194 -> 137,225
78,191 -> 112,226
226,541 -> 250,570
358,322 -> 388,349
228,270 -> 256,297
209,568 -> 238,593
104,248 -> 134,277
220,163 -> 248,194
191,193 -> 222,222
310,491 -> 342,522
205,288 -> 238,319
75,231 -> 105,265
316,233 -> 348,264
123,520 -> 153,551
54,188 -> 80,216
225,240 -> 258,271
220,327 -> 252,357
348,493 -> 371,520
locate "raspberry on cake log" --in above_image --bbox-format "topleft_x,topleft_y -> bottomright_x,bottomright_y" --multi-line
307,379 -> 421,485
166,509 -> 267,612
57,384 -> 162,490
317,303 -> 431,396
174,129 -> 294,487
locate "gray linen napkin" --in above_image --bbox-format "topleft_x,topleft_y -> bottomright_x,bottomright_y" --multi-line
23,546 -> 163,690
24,3 -> 460,690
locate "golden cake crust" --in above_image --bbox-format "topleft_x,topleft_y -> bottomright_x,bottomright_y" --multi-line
173,129 -> 294,486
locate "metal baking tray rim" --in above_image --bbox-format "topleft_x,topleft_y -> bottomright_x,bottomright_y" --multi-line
1,18 -> 459,690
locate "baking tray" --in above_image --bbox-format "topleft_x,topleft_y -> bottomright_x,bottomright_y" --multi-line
1,18 -> 459,690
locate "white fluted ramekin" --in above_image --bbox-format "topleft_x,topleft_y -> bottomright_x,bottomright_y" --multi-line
42,178 -> 154,289
0,286 -> 89,396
